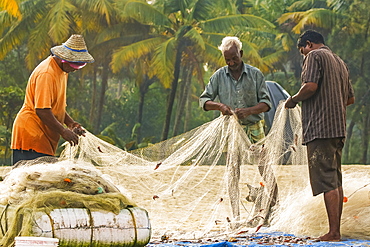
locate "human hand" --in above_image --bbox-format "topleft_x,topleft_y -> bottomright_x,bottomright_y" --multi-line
234,108 -> 250,119
219,104 -> 233,115
69,122 -> 86,136
61,128 -> 79,146
285,97 -> 298,109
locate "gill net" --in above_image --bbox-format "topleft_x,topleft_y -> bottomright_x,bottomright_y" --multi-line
0,101 -> 369,244
60,101 -> 308,239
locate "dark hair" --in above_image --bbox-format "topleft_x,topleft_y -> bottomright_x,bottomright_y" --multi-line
297,30 -> 325,48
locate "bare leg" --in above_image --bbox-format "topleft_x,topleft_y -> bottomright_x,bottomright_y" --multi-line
319,187 -> 342,241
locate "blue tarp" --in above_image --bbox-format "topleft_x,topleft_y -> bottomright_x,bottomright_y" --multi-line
146,232 -> 370,247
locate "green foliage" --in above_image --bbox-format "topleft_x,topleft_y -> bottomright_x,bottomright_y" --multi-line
0,0 -> 369,164
0,86 -> 24,165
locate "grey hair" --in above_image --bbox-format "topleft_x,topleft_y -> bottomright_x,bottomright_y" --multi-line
218,36 -> 242,53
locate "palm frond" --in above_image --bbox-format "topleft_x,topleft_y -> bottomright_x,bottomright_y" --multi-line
201,14 -> 275,33
163,0 -> 193,16
26,20 -> 54,69
276,33 -> 295,52
200,31 -> 229,49
203,42 -> 224,69
79,0 -> 115,25
292,8 -> 337,34
123,0 -> 172,27
111,36 -> 166,73
149,38 -> 177,88
262,50 -> 286,68
0,0 -> 51,66
183,27 -> 205,50
0,0 -> 21,19
287,0 -> 327,12
47,0 -> 76,43
238,28 -> 276,49
239,38 -> 265,69
193,0 -> 235,21
277,12 -> 305,25
0,9 -> 17,35
0,19 -> 29,60
327,0 -> 350,12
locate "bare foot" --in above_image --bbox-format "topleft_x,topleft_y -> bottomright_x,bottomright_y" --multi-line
318,233 -> 341,242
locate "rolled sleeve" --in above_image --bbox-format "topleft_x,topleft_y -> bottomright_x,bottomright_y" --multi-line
199,77 -> 218,110
256,73 -> 272,111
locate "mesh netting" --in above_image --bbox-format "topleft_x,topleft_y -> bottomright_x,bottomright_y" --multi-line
0,101 -> 369,244
59,102 -> 308,239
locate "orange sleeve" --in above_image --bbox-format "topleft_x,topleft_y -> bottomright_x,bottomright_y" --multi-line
34,73 -> 55,109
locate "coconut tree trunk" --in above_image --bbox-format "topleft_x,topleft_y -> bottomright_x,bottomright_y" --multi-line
361,112 -> 370,164
172,64 -> 192,136
183,89 -> 193,132
137,77 -> 155,143
89,67 -> 98,127
343,120 -> 355,163
161,43 -> 184,141
94,63 -> 109,133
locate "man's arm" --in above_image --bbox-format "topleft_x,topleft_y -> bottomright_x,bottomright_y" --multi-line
204,101 -> 233,115
234,102 -> 269,119
36,108 -> 79,145
285,82 -> 318,108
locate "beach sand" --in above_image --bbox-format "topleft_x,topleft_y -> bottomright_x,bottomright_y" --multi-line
1,164 -> 369,247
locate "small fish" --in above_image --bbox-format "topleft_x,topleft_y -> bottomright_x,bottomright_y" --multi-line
153,195 -> 159,200
255,224 -> 263,232
228,237 -> 237,242
161,235 -> 169,241
154,162 -> 162,170
98,146 -> 103,153
294,134 -> 298,146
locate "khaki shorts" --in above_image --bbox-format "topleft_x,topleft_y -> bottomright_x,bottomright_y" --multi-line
307,138 -> 344,196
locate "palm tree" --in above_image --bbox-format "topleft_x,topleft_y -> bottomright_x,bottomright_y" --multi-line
111,0 -> 276,140
0,0 -> 21,19
0,0 -> 151,134
276,0 -> 370,163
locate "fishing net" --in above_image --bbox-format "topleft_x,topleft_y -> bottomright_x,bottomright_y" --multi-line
57,102 -> 308,239
0,101 -> 369,245
0,159 -> 136,246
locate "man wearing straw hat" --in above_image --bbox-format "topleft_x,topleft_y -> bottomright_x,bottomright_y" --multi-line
11,34 -> 94,165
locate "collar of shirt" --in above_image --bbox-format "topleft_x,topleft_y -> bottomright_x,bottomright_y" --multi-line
225,62 -> 248,78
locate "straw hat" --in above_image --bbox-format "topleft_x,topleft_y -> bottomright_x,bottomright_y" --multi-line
50,34 -> 94,63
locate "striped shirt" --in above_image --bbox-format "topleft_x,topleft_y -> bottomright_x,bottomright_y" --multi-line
301,46 -> 354,144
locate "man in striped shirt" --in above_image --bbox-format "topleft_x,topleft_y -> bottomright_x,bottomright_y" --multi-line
285,30 -> 355,241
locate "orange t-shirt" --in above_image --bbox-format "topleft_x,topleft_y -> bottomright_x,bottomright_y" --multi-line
11,56 -> 68,155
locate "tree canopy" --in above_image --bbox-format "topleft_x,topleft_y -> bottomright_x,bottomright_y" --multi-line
0,0 -> 368,165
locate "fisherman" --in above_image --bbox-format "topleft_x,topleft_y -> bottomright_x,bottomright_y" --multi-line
199,36 -> 277,226
11,34 -> 94,165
